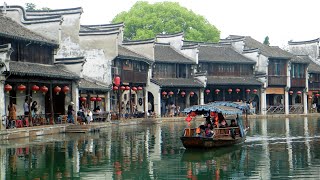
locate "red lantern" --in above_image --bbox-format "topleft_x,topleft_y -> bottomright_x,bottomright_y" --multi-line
205,89 -> 210,95
190,91 -> 194,97
289,91 -> 293,95
90,97 -> 96,101
132,87 -> 137,91
162,91 -> 167,96
125,86 -> 130,91
113,86 -> 119,91
181,91 -> 186,97
246,89 -> 251,94
4,84 -> 12,94
185,116 -> 192,122
96,97 -> 102,101
236,88 -> 240,93
17,84 -> 26,93
62,86 -> 70,94
215,89 -> 220,94
40,86 -> 48,94
228,88 -> 232,94
120,86 -> 125,91
54,86 -> 61,95
253,89 -> 258,94
316,93 -> 320,97
80,97 -> 87,102
297,91 -> 302,95
31,85 -> 39,93
114,76 -> 120,87
137,86 -> 143,91
169,91 -> 174,96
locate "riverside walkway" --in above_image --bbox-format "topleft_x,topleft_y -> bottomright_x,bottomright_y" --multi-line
1,113 -> 320,140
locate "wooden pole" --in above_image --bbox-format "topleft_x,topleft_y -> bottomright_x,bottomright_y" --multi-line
50,83 -> 54,125
27,80 -> 33,127
118,88 -> 121,120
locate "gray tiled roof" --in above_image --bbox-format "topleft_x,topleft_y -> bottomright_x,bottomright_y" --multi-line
198,45 -> 255,64
151,78 -> 204,88
244,37 -> 292,59
79,78 -> 110,91
298,55 -> 320,73
0,15 -> 57,46
9,61 -> 79,79
118,45 -> 153,64
290,55 -> 311,64
154,44 -> 195,64
207,76 -> 262,86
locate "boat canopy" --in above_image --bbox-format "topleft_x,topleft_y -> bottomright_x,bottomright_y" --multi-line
182,101 -> 249,115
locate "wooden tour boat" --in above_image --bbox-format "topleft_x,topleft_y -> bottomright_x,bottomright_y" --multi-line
180,101 -> 249,149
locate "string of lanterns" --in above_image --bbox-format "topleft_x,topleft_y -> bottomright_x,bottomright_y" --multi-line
113,85 -> 143,91
4,84 -> 69,95
161,88 -> 261,98
79,96 -> 103,102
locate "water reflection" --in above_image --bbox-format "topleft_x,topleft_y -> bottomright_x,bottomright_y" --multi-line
2,117 -> 320,179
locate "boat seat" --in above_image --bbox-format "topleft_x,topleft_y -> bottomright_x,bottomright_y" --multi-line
184,128 -> 195,137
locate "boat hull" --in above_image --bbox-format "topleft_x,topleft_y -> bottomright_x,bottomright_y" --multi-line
180,136 -> 246,149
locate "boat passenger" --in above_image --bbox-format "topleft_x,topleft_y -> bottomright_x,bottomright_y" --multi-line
219,119 -> 228,128
229,119 -> 238,127
205,124 -> 214,137
229,119 -> 238,139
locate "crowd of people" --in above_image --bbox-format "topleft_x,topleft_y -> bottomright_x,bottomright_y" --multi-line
195,113 -> 239,138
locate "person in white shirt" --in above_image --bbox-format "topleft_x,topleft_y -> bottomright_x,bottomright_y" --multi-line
86,109 -> 93,124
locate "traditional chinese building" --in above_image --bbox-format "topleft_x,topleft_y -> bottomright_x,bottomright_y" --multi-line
0,14 -> 79,129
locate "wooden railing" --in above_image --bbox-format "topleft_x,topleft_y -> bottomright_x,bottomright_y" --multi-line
266,105 -> 285,114
309,82 -> 320,89
289,105 -> 303,114
291,78 -> 306,87
268,75 -> 287,86
266,105 -> 303,114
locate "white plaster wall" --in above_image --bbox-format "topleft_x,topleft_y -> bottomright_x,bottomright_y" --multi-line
124,43 -> 155,61
156,35 -> 183,50
56,36 -> 83,58
4,9 -> 24,25
243,52 -> 268,74
63,63 -> 84,77
146,82 -> 160,116
80,34 -> 118,60
288,43 -> 319,60
60,14 -> 81,43
0,76 -> 5,130
231,41 -> 245,53
56,14 -> 81,58
181,48 -> 198,63
82,49 -> 112,85
26,22 -> 61,42
79,34 -> 118,85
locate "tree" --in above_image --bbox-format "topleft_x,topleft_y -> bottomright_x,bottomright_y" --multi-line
263,36 -> 270,46
25,3 -> 51,11
25,3 -> 36,10
112,1 -> 220,42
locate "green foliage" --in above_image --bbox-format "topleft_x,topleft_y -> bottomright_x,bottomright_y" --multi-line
25,3 -> 36,10
112,1 -> 220,42
25,3 -> 51,11
263,36 -> 270,46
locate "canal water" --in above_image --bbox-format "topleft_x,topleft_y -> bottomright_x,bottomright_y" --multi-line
1,117 -> 320,179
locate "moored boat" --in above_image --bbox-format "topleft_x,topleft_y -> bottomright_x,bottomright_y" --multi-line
180,101 -> 249,149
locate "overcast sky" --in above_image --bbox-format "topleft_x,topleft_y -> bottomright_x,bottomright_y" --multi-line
5,0 -> 320,47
